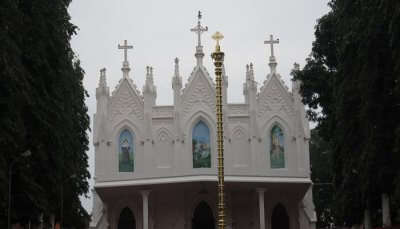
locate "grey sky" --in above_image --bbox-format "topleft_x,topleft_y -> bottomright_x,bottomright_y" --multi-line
68,0 -> 331,213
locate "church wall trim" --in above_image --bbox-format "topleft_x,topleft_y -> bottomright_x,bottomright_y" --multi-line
94,176 -> 311,188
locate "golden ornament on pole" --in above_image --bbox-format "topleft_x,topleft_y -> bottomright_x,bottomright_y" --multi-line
211,31 -> 226,229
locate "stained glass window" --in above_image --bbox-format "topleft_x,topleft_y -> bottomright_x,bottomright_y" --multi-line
119,129 -> 134,172
192,121 -> 211,168
270,125 -> 285,168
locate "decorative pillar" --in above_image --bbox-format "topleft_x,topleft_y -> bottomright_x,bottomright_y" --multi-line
211,31 -> 226,229
256,188 -> 266,229
141,190 -> 151,229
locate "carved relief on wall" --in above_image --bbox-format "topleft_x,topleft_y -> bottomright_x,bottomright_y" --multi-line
182,75 -> 215,121
111,82 -> 144,121
257,77 -> 294,119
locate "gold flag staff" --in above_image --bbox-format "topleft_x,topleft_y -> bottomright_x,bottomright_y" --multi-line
211,31 -> 226,229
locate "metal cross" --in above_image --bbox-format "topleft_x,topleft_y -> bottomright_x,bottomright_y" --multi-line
264,34 -> 279,57
118,40 -> 133,62
190,11 -> 208,47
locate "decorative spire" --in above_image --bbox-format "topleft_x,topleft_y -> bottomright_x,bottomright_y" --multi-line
292,62 -> 301,92
96,67 -> 109,98
190,11 -> 208,66
264,34 -> 279,74
174,57 -> 180,77
246,64 -> 250,79
249,62 -> 254,81
118,40 -> 133,78
172,57 -> 182,90
146,66 -> 153,82
99,68 -> 107,87
144,66 -> 156,94
293,62 -> 300,71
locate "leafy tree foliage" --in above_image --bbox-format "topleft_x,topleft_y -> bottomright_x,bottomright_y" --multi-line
309,128 -> 334,228
293,0 -> 400,226
0,0 -> 90,228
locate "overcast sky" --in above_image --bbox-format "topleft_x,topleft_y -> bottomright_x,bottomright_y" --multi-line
68,0 -> 331,213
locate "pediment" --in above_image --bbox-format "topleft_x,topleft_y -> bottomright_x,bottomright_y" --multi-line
257,74 -> 294,118
110,77 -> 144,121
181,67 -> 216,121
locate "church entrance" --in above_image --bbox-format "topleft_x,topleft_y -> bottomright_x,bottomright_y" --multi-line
192,201 -> 215,229
271,203 -> 290,229
118,207 -> 136,229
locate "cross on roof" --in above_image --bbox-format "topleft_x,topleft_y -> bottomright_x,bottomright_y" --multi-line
264,34 -> 279,57
118,40 -> 133,63
190,11 -> 208,47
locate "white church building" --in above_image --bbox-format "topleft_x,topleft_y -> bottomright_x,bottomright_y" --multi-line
90,13 -> 317,229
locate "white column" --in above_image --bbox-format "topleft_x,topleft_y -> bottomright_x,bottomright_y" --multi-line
257,188 -> 266,229
364,209 -> 371,229
382,193 -> 391,227
141,190 -> 151,229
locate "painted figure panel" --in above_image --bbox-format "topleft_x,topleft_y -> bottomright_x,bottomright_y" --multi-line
270,125 -> 285,168
192,121 -> 211,168
119,129 -> 134,172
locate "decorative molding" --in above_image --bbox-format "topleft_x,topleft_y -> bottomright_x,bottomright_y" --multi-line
152,106 -> 174,118
94,176 -> 312,188
228,104 -> 249,116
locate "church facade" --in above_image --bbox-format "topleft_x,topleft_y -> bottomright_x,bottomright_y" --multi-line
90,14 -> 317,229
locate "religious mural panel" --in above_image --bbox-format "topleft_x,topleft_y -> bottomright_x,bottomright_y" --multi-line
192,121 -> 211,168
119,129 -> 134,172
270,125 -> 285,168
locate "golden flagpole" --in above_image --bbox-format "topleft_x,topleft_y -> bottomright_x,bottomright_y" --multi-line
211,31 -> 226,229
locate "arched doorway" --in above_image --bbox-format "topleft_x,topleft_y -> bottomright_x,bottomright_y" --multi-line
192,201 -> 215,229
118,207 -> 135,229
271,203 -> 290,229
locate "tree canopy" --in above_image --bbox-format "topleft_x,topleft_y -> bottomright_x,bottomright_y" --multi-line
293,0 -> 400,226
0,0 -> 90,228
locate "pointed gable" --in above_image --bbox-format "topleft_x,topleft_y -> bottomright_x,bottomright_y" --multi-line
110,77 -> 144,121
257,74 -> 294,119
181,67 -> 216,122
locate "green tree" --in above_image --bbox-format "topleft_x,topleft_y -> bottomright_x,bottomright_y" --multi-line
309,128 -> 334,228
293,0 -> 400,226
0,0 -> 90,227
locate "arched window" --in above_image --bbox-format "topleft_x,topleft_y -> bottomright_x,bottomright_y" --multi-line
270,125 -> 285,168
119,129 -> 134,172
192,121 -> 211,168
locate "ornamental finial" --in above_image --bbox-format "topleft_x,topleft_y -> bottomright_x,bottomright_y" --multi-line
212,31 -> 224,52
191,11 -> 208,66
